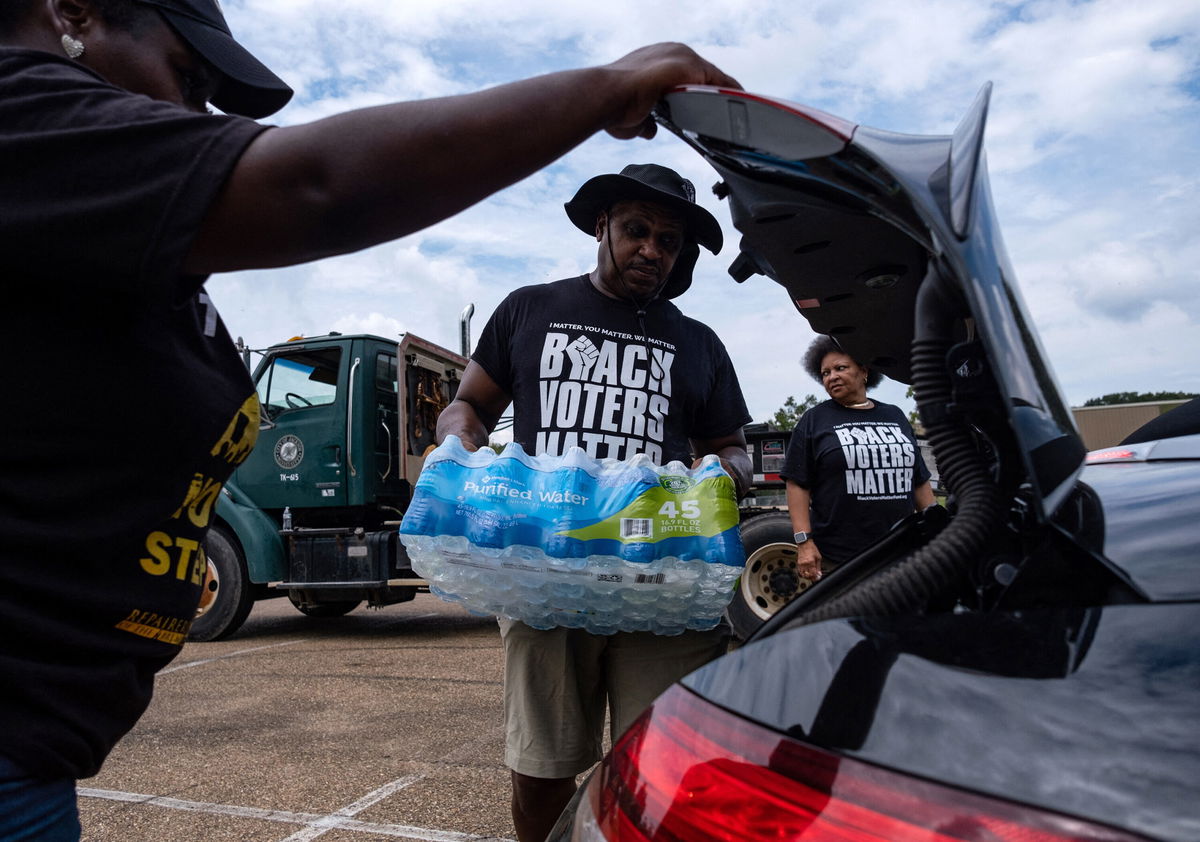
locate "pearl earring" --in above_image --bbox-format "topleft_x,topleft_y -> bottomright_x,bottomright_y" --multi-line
61,34 -> 85,59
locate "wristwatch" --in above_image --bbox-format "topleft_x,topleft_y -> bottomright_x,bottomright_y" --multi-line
794,531 -> 810,544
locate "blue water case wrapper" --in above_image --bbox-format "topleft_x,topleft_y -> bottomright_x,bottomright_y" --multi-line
399,436 -> 745,635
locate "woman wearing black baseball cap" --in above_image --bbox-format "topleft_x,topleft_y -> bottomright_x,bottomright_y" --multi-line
124,0 -> 295,118
0,2 -> 740,837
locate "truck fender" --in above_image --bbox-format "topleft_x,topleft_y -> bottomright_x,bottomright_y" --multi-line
214,487 -> 285,584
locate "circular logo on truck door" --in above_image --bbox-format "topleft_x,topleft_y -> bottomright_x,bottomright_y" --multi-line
273,434 -> 305,469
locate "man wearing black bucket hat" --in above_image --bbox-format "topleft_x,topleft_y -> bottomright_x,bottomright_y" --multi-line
0,0 -> 741,834
437,164 -> 752,842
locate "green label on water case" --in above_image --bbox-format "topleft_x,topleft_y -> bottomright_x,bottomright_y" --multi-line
557,475 -> 739,543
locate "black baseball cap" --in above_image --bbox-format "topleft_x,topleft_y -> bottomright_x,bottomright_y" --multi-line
134,0 -> 293,118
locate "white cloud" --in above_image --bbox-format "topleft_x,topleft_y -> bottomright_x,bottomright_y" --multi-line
207,0 -> 1200,421
330,311 -> 407,339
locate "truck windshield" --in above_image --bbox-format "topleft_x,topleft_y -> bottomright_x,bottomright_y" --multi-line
257,347 -> 342,419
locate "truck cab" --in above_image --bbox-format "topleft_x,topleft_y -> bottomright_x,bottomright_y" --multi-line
192,332 -> 467,640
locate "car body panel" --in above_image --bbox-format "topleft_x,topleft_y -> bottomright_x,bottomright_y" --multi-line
1081,435 -> 1200,602
682,605 -> 1200,842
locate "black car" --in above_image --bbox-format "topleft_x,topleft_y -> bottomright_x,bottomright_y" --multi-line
550,84 -> 1200,841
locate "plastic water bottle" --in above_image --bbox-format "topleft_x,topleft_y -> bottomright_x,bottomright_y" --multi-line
399,437 -> 745,635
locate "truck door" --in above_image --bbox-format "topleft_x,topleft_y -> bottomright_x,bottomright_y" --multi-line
371,349 -> 408,507
236,344 -> 348,509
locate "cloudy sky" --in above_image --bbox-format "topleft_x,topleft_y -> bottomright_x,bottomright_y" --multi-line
206,0 -> 1200,427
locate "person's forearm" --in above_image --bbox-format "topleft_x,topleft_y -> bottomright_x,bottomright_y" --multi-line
785,481 -> 822,577
435,400 -> 493,451
236,70 -> 614,263
186,44 -> 739,273
786,482 -> 817,535
715,444 -> 751,499
915,481 -> 936,510
190,72 -> 604,271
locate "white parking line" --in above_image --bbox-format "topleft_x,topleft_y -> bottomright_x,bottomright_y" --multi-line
158,640 -> 305,674
280,775 -> 424,842
78,787 -> 512,841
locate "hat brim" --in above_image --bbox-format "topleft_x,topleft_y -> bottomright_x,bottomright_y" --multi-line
564,173 -> 723,255
662,241 -> 700,299
158,8 -> 293,118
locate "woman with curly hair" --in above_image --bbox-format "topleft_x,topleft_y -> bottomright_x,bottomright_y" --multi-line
780,336 -> 936,583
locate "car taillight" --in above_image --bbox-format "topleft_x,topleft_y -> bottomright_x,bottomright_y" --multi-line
574,684 -> 1147,841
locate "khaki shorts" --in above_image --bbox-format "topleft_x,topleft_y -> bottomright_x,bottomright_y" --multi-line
498,617 -> 730,779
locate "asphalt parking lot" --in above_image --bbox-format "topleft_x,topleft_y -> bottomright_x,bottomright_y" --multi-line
78,593 -> 519,841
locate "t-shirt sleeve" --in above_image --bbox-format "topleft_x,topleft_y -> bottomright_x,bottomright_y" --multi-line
780,410 -> 815,487
688,331 -> 752,440
471,293 -> 518,394
0,56 -> 267,302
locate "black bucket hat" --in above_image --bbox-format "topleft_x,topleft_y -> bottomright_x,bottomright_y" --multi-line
134,0 -> 293,118
564,163 -> 723,299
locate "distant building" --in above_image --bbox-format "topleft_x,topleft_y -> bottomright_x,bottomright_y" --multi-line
1071,399 -> 1192,451
917,438 -> 940,493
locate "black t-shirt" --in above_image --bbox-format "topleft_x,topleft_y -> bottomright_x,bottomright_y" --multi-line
473,275 -> 750,464
0,49 -> 266,779
780,399 -> 931,564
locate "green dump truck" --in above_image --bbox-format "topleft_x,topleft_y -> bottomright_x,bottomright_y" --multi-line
191,330 -> 468,640
191,325 -> 806,642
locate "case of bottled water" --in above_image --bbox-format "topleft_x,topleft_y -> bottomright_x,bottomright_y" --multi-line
399,436 -> 745,635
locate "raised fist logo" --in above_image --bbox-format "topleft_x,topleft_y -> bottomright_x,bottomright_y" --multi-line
566,335 -> 600,378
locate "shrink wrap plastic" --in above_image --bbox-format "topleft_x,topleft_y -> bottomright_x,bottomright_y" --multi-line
399,436 -> 745,635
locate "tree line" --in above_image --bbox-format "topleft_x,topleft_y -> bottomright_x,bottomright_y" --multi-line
767,390 -> 1198,431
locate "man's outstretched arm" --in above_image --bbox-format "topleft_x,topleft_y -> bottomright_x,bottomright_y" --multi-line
186,44 -> 740,273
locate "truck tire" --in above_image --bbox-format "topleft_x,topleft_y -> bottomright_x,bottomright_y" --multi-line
287,593 -> 361,618
728,511 -> 813,640
188,524 -> 254,642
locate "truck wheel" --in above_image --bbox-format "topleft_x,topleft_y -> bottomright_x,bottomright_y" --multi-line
188,525 -> 254,642
728,511 -> 813,640
287,593 -> 361,618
